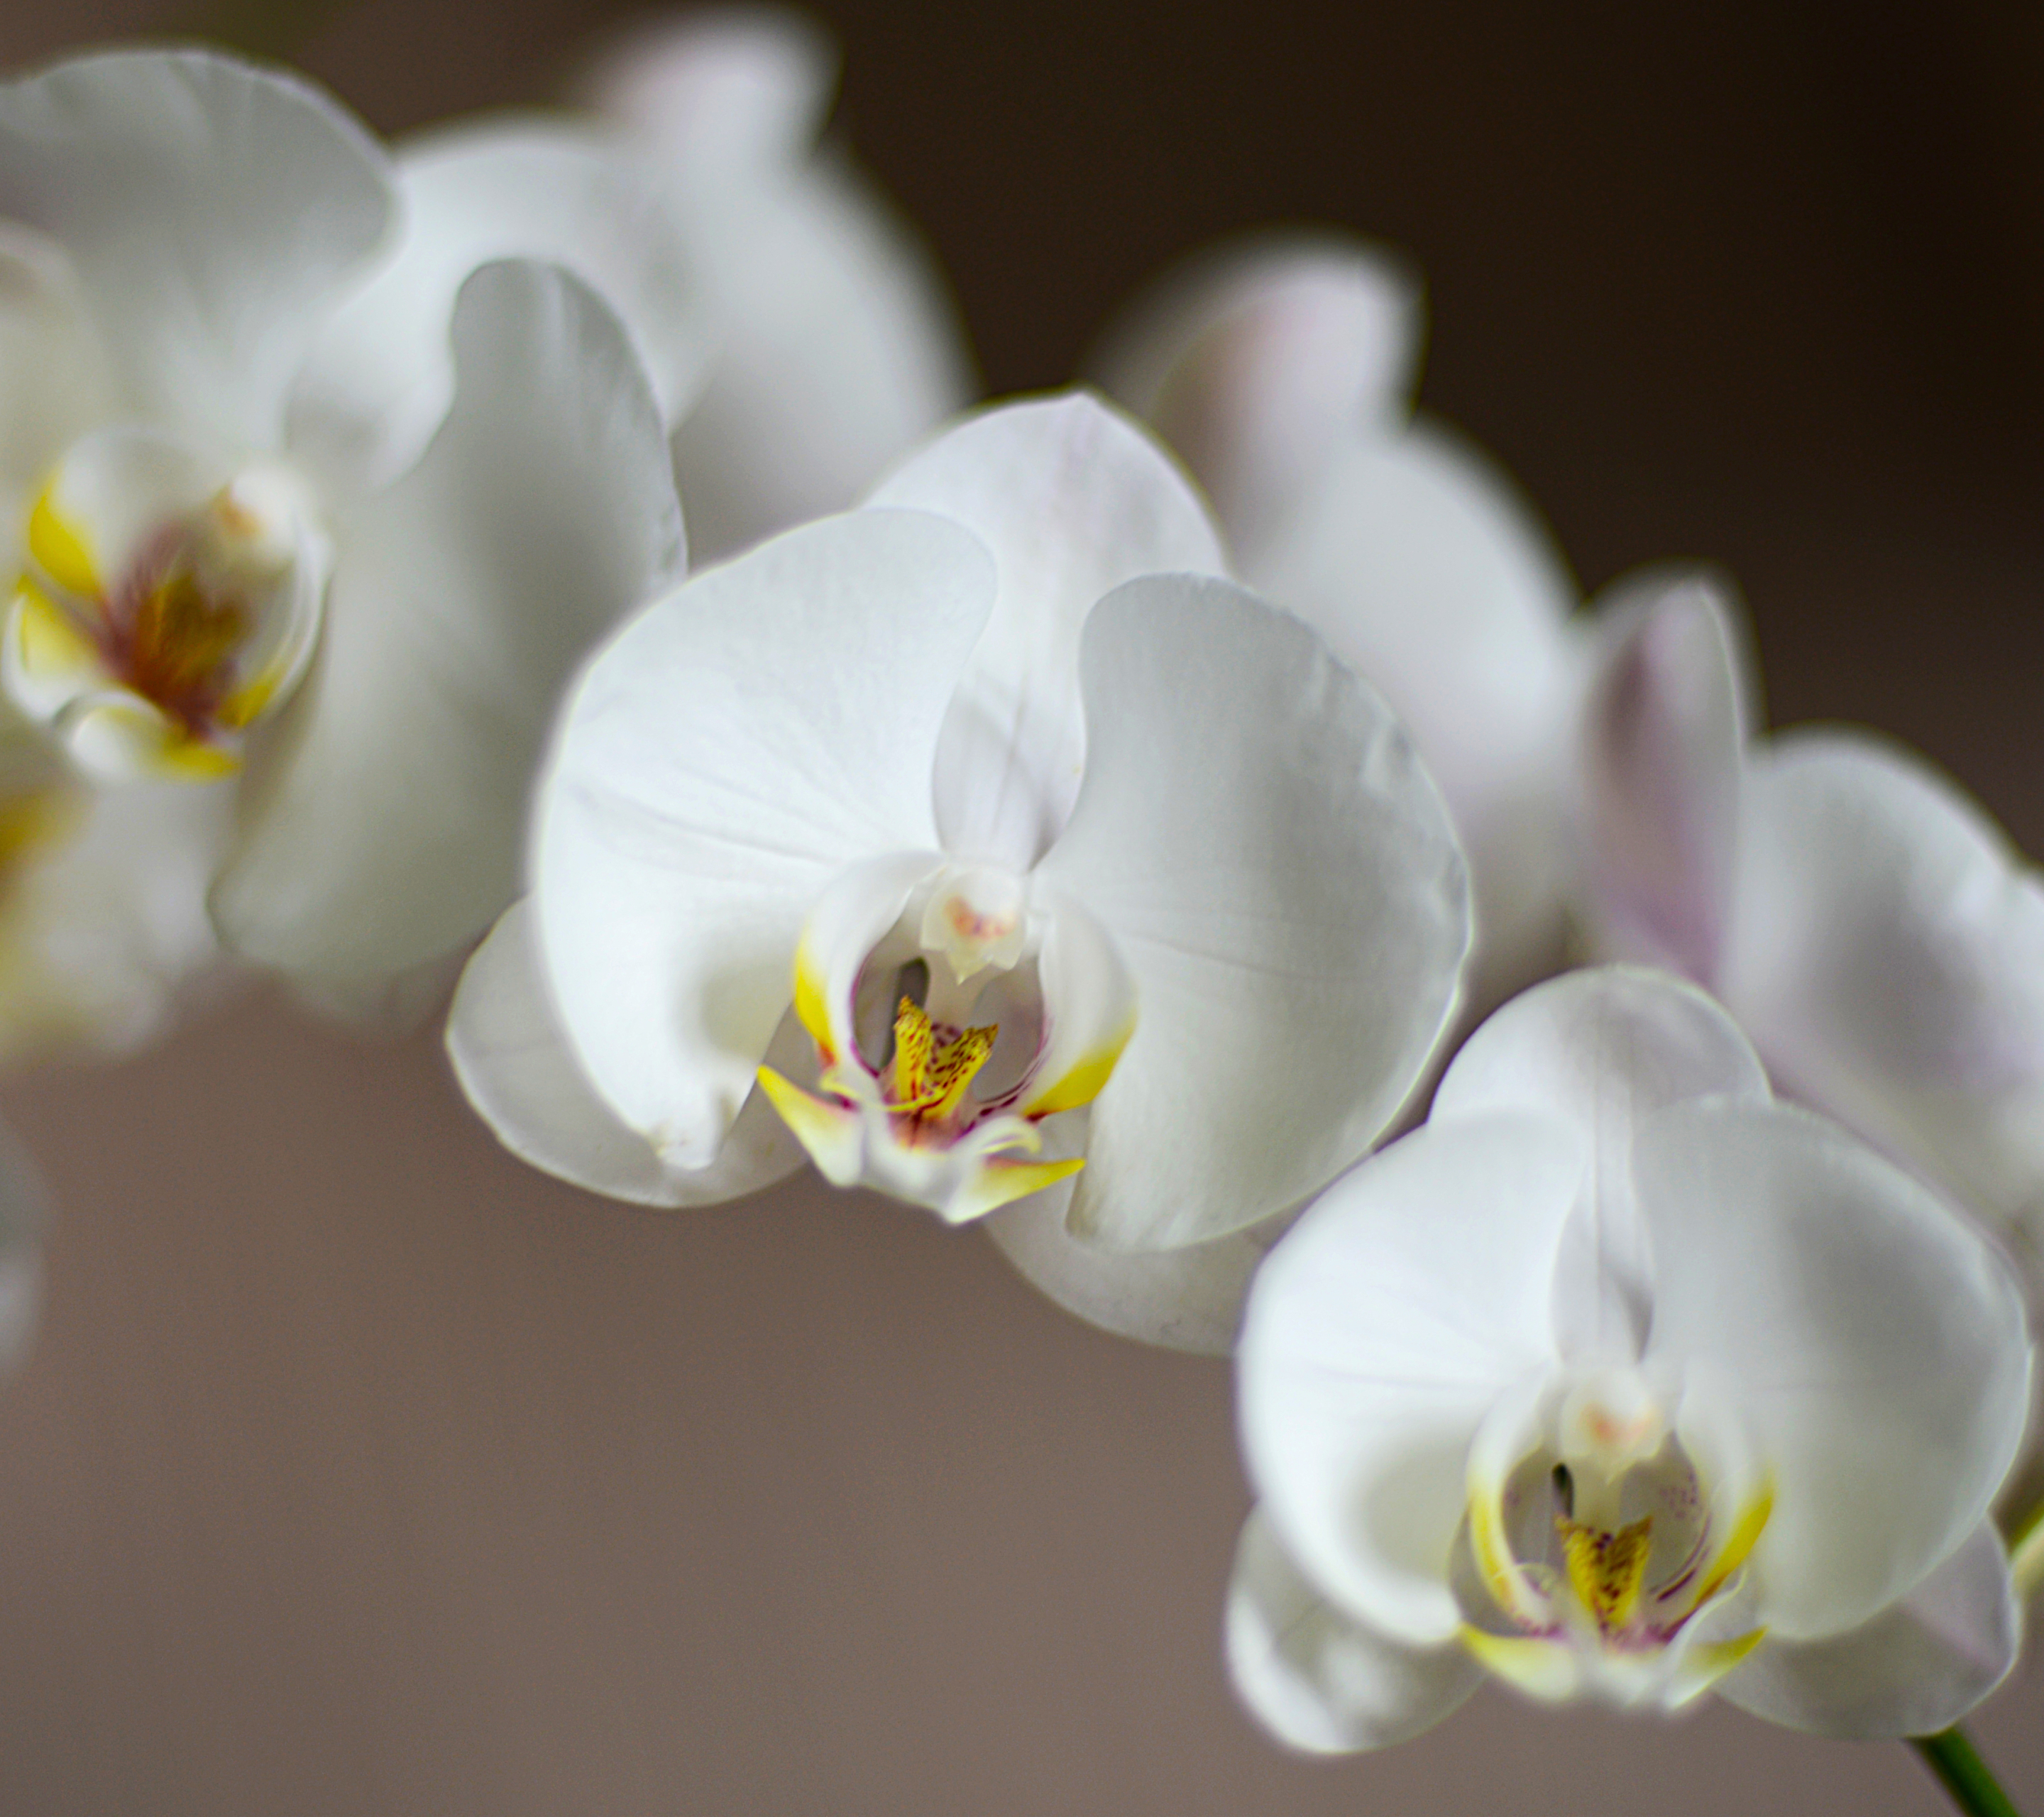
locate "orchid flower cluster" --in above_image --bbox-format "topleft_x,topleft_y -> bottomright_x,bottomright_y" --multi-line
0,12 -> 2037,1797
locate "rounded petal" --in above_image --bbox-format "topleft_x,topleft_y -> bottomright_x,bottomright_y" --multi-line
1637,1099 -> 2033,1640
1239,1111 -> 1583,1645
1090,230 -> 1422,563
1720,728 -> 2044,1234
664,159 -> 974,568
982,1173 -> 1274,1354
1714,1518 -> 2019,1738
448,898 -> 804,1207
1432,966 -> 1769,1363
1226,1508 -> 1482,1753
290,120 -> 710,495
0,225 -> 118,539
1578,571 -> 1753,982
1037,576 -> 1469,1251
212,259 -> 684,986
580,7 -> 837,170
0,754 -> 234,1063
534,506 -> 994,1165
1249,419 -> 1579,1009
868,393 -> 1226,869
0,48 -> 392,450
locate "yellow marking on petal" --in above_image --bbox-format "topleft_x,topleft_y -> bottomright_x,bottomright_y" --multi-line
27,488 -> 97,598
217,659 -> 284,730
1691,1479 -> 1774,1611
1458,1626 -> 1578,1702
0,786 -> 76,872
1468,1473 -> 1547,1627
1558,1515 -> 1654,1632
1666,1627 -> 1768,1707
889,997 -> 996,1119
13,581 -> 98,678
151,734 -> 239,780
1024,1013 -> 1136,1116
791,938 -> 835,1058
755,1065 -> 862,1184
952,1153 -> 1087,1222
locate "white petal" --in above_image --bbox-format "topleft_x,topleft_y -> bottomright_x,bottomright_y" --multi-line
1250,419 -> 1579,1010
982,1173 -> 1275,1354
1432,966 -> 1769,1363
580,9 -> 837,170
1227,1508 -> 1482,1753
664,158 -> 974,567
213,259 -> 683,987
1715,1519 -> 2019,1738
1037,576 -> 1469,1251
1239,1111 -> 1583,1645
1637,1099 -> 2033,1640
868,393 -> 1226,869
1721,728 -> 2044,1234
0,225 -> 117,537
1578,571 -> 1752,982
449,898 -> 805,1207
1090,231 -> 1422,563
290,121 -> 709,494
0,49 -> 392,450
0,752 -> 235,1062
534,506 -> 994,1165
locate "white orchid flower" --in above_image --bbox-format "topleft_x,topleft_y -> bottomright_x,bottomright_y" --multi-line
451,394 -> 1471,1345
1233,965 -> 2032,1752
1578,575 -> 2044,1256
0,48 -> 683,1048
300,6 -> 973,578
1092,232 -> 1585,1015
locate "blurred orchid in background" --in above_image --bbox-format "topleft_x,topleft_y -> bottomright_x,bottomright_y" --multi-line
451,393 -> 1472,1349
1579,576 -> 2044,1267
1232,967 -> 2031,1751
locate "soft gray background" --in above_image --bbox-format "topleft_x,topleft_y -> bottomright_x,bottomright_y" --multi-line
0,0 -> 2039,1811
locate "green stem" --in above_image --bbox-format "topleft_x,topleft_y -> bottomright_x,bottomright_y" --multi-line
1913,1727 -> 2024,1817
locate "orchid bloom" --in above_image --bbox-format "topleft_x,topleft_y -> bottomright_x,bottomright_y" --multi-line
451,395 -> 1471,1347
1092,232 -> 1586,1015
1579,576 -> 2044,1260
300,6 -> 973,575
0,47 -> 683,1046
1232,965 -> 2031,1752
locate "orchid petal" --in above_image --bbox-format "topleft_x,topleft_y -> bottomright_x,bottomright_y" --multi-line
0,49 -> 391,450
1090,231 -> 1422,562
1720,728 -> 2044,1233
869,394 -> 1225,869
290,120 -> 708,494
1637,1099 -> 2032,1640
1250,420 -> 1578,1009
1227,1508 -> 1482,1752
982,1175 -> 1276,1355
663,157 -> 974,568
0,226 -> 116,544
534,506 -> 994,1165
1715,1519 -> 2019,1738
1579,571 -> 1752,982
1431,966 -> 1769,1364
581,7 -> 836,170
1239,1111 -> 1582,1646
449,898 -> 804,1207
1038,576 -> 1468,1251
212,259 -> 683,988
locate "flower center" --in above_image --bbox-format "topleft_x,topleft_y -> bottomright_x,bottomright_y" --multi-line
1456,1370 -> 1771,1706
754,857 -> 1136,1222
4,433 -> 327,781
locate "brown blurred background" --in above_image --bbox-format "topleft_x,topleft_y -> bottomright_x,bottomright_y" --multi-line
0,0 -> 2040,1811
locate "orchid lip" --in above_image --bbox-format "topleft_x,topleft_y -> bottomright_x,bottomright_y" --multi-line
3,434 -> 329,783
